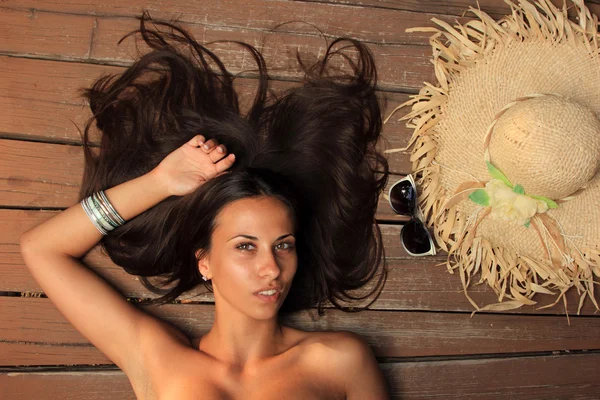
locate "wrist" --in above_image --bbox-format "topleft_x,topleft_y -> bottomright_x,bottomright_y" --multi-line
146,168 -> 174,198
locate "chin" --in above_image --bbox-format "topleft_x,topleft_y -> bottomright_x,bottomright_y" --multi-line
247,307 -> 281,321
245,294 -> 288,320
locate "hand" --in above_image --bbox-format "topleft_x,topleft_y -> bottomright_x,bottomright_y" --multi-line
150,134 -> 236,196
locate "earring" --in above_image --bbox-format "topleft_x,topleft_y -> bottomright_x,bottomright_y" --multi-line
202,275 -> 208,282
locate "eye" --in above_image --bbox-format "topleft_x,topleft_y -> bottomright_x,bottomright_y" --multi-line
235,242 -> 256,251
275,241 -> 295,251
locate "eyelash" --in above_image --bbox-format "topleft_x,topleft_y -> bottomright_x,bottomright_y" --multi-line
235,242 -> 254,251
276,241 -> 295,251
235,241 -> 295,251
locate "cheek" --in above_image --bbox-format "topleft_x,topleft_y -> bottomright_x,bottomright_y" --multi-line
211,255 -> 254,306
214,252 -> 253,284
282,252 -> 298,278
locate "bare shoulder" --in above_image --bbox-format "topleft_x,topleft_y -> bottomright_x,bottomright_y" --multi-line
295,329 -> 373,362
290,329 -> 390,399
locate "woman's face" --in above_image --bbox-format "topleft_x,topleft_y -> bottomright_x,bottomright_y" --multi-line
199,195 -> 297,320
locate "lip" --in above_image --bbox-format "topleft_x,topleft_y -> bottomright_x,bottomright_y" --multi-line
253,286 -> 282,303
253,286 -> 282,295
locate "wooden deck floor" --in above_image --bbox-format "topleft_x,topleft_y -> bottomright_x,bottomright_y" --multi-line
1,0 -> 600,398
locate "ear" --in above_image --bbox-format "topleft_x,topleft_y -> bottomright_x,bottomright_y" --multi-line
195,249 -> 212,280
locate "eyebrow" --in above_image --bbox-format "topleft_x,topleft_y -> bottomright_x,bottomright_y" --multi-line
227,233 -> 295,242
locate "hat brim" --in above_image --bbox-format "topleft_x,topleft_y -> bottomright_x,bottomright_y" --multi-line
389,0 -> 600,314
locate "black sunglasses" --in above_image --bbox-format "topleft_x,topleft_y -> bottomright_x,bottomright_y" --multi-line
388,174 -> 436,257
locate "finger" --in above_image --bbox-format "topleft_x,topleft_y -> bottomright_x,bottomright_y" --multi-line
214,153 -> 236,174
201,139 -> 219,152
187,134 -> 205,147
209,144 -> 228,163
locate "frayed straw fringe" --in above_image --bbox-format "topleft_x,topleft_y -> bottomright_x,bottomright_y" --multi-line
385,0 -> 600,318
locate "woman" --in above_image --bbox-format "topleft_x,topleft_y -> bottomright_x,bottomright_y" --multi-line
20,14 -> 390,399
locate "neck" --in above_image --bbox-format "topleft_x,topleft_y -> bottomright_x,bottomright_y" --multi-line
199,298 -> 285,369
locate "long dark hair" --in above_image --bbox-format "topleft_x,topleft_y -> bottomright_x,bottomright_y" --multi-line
78,13 -> 389,314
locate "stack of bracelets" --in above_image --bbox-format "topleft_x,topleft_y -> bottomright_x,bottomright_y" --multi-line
80,190 -> 126,235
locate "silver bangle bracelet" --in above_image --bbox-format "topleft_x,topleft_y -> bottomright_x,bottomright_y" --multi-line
80,190 -> 127,236
86,196 -> 114,232
98,190 -> 126,225
81,197 -> 109,235
92,192 -> 120,229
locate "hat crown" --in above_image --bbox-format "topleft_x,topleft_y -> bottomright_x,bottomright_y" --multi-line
488,95 -> 600,199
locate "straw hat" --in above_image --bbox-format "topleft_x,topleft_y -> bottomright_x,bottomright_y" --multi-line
387,0 -> 600,314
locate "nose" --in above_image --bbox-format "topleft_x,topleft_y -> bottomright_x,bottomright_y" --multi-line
257,250 -> 281,280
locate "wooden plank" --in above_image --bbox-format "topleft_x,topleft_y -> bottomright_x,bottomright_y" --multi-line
2,3 -> 596,91
0,139 -> 82,208
302,0 -> 600,19
302,0 -> 516,16
0,0 -> 449,46
3,1 -> 598,395
0,209 -> 397,301
383,353 -> 600,399
0,9 -> 435,91
2,296 -> 600,365
0,97 -> 90,144
0,370 -> 137,400
2,353 -> 598,399
6,0 -> 597,44
0,11 -> 433,92
3,213 -> 600,316
0,100 -> 409,170
4,243 -> 599,315
0,55 -> 285,109
3,209 -> 599,315
0,138 -> 406,211
89,16 -> 433,91
0,209 -> 404,268
0,138 -> 410,210
0,8 -> 94,59
0,57 -> 412,169
0,56 -> 113,105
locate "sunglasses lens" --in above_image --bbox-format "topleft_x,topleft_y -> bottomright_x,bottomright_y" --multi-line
401,219 -> 432,255
389,180 -> 416,215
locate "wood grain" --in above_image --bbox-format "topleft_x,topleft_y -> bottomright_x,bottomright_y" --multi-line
2,353 -> 598,399
0,0 -> 452,45
0,139 -> 408,215
0,8 -> 436,91
0,8 -> 94,59
2,296 -> 600,366
383,352 -> 600,399
300,0 -> 600,19
0,97 -> 90,144
2,1 -> 600,396
2,1 -> 596,91
0,57 -> 413,169
5,0 -> 597,44
301,0 -> 517,16
3,209 -> 599,315
87,14 -> 434,90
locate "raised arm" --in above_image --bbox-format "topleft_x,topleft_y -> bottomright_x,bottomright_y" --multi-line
19,135 -> 234,392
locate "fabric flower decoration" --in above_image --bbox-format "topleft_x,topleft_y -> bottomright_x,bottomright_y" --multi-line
469,162 -> 558,227
485,179 -> 548,225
